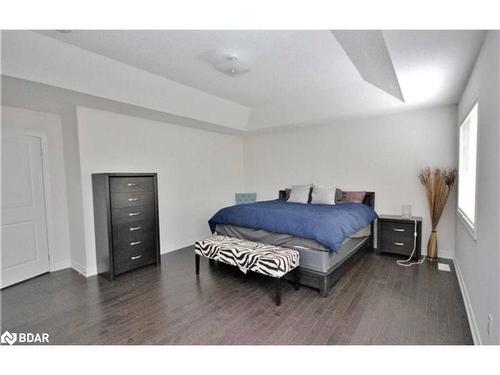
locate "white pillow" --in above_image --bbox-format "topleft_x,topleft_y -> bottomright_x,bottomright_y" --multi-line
311,184 -> 336,205
287,184 -> 311,203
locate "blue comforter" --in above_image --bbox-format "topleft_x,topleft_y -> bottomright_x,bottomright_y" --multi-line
208,200 -> 377,252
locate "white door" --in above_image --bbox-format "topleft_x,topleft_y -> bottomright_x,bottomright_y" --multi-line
1,133 -> 50,288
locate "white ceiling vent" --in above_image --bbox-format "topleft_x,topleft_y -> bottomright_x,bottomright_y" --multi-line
214,55 -> 250,77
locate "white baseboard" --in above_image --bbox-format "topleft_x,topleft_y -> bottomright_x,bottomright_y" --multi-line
453,257 -> 481,345
49,260 -> 71,272
76,240 -> 195,278
71,261 -> 87,277
437,250 -> 454,260
161,238 -> 198,254
421,247 -> 454,260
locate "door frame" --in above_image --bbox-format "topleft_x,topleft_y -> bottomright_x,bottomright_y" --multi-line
1,128 -> 57,272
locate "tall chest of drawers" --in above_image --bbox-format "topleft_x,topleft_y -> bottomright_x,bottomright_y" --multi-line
92,173 -> 160,280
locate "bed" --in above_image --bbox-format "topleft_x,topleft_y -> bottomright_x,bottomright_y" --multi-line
208,190 -> 376,297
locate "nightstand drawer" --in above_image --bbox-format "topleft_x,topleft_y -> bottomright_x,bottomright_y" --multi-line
379,221 -> 415,241
379,237 -> 414,255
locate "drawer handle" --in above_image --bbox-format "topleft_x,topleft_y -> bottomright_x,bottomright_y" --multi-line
128,197 -> 140,202
393,228 -> 405,232
393,242 -> 405,246
131,255 -> 142,260
127,183 -> 139,187
129,226 -> 142,231
128,212 -> 141,216
130,241 -> 142,246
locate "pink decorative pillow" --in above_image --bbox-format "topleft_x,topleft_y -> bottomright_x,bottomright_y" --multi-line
344,191 -> 366,203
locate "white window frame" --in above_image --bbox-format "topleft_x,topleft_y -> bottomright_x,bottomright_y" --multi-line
457,99 -> 479,240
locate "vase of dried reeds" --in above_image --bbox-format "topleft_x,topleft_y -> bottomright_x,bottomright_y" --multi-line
418,168 -> 457,261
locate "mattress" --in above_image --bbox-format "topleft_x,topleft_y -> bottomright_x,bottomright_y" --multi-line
209,200 -> 377,252
215,224 -> 370,273
215,224 -> 330,252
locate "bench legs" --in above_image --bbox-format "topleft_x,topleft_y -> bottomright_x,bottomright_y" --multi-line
195,252 -> 298,306
293,267 -> 300,291
274,278 -> 282,306
195,255 -> 216,274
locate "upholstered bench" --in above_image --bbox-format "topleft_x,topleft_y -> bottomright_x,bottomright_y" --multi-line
194,235 -> 300,305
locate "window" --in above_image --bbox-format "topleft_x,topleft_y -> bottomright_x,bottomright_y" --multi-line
458,101 -> 478,232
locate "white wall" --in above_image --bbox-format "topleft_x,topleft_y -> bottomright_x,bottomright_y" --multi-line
76,106 -> 245,276
1,106 -> 72,271
1,31 -> 250,130
455,31 -> 500,345
244,105 -> 458,258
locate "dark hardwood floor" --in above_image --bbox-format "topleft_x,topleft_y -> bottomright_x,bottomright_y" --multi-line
1,247 -> 473,345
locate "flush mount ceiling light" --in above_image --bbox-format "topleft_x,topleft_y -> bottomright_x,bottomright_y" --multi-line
214,55 -> 250,77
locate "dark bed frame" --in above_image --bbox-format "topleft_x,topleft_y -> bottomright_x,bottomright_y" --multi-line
278,189 -> 376,297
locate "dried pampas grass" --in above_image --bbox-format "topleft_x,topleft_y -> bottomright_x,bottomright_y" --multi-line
419,167 -> 457,260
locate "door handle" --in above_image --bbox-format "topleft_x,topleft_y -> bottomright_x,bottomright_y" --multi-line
130,241 -> 142,246
131,255 -> 142,260
128,212 -> 141,216
129,226 -> 142,231
393,228 -> 405,232
128,197 -> 140,202
393,242 -> 405,246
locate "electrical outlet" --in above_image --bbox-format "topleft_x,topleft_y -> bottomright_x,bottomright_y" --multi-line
487,314 -> 493,336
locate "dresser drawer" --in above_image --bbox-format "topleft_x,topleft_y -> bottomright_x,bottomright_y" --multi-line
112,218 -> 156,242
110,191 -> 154,209
113,228 -> 155,250
113,240 -> 157,275
109,177 -> 154,193
111,205 -> 155,225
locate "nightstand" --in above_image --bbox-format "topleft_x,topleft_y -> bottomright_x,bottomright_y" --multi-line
377,215 -> 422,259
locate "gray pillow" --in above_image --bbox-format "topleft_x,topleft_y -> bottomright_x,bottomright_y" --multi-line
311,184 -> 336,205
287,185 -> 311,203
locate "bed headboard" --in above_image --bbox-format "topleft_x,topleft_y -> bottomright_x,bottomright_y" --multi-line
278,189 -> 375,209
363,192 -> 375,209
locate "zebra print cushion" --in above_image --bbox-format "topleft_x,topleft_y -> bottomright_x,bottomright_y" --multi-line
195,235 -> 299,278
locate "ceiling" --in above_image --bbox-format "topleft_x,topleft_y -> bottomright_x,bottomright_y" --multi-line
37,30 -> 485,130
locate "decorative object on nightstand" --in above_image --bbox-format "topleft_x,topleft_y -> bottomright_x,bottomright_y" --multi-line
377,215 -> 422,262
92,173 -> 161,280
418,167 -> 457,261
401,204 -> 412,218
